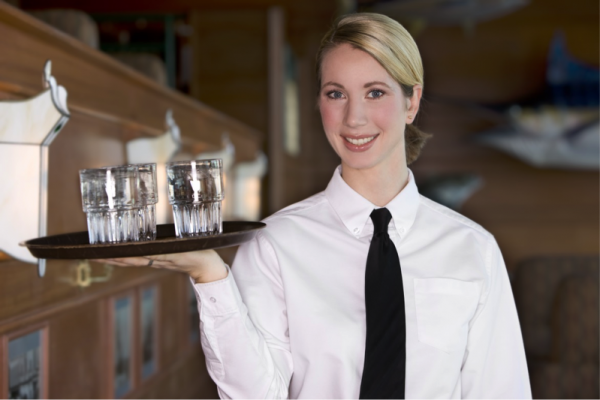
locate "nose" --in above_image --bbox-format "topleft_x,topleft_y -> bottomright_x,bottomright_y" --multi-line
344,97 -> 367,128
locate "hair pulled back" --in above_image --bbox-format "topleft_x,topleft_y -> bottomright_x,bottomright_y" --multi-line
316,13 -> 431,164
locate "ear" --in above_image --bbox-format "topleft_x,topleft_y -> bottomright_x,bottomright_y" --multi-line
405,84 -> 422,124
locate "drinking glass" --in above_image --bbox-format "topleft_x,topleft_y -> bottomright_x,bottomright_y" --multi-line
134,163 -> 158,241
79,166 -> 139,244
166,159 -> 224,238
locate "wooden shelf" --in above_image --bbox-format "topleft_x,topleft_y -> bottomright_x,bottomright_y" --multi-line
0,1 -> 263,163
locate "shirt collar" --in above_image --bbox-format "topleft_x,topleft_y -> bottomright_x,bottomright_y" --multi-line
324,165 -> 420,238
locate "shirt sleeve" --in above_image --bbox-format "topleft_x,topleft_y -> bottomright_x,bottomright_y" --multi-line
192,232 -> 292,398
461,237 -> 532,399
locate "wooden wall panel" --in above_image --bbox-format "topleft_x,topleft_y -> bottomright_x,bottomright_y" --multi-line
0,268 -> 218,398
0,260 -> 164,334
128,346 -> 218,399
414,0 -> 599,103
47,301 -> 105,398
156,274 -> 183,370
191,9 -> 268,135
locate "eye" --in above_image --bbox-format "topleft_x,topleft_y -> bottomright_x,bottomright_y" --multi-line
326,90 -> 344,100
367,89 -> 385,99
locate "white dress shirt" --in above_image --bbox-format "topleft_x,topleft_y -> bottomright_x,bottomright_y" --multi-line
193,167 -> 531,399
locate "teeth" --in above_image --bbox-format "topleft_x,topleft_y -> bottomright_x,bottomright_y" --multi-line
345,136 -> 376,146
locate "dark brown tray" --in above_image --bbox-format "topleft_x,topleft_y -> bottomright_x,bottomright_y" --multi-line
23,222 -> 266,259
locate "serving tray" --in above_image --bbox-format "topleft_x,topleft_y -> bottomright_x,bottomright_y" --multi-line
23,222 -> 265,260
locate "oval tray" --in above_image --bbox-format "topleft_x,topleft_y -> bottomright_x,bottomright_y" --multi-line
23,222 -> 266,260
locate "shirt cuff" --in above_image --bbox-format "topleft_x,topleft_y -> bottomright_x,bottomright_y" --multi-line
190,264 -> 244,316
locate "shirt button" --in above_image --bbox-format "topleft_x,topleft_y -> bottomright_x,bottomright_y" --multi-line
399,228 -> 405,234
353,228 -> 360,234
210,297 -> 216,303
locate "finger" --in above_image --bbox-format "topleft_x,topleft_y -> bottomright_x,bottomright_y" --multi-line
143,254 -> 178,267
105,257 -> 153,267
140,255 -> 191,272
94,259 -> 137,268
147,254 -> 169,262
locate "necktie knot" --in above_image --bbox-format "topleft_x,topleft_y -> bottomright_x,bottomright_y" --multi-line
370,207 -> 392,235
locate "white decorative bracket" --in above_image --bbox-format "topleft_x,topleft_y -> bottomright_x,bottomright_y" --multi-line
230,152 -> 268,221
126,110 -> 182,224
195,132 -> 236,173
0,60 -> 70,277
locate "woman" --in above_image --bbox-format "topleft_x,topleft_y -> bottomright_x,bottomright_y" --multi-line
104,13 -> 531,399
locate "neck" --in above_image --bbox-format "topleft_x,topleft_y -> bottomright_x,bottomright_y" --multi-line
341,159 -> 409,207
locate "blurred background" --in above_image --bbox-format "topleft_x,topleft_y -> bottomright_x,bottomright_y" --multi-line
0,0 -> 597,398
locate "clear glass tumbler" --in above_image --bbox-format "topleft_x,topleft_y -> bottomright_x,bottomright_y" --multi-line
166,159 -> 224,238
80,166 -> 140,244
134,163 -> 158,241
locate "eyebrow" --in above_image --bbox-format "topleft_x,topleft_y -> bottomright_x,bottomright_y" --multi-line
321,81 -> 393,90
364,81 -> 393,89
321,81 -> 344,89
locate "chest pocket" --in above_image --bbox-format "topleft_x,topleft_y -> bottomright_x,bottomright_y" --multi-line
413,278 -> 480,353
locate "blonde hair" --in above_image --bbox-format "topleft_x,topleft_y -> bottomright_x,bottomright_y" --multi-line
316,13 -> 431,164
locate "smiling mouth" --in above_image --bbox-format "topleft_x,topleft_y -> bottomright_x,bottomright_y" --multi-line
343,135 -> 378,146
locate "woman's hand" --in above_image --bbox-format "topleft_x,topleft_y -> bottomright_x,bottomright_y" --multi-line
95,250 -> 228,283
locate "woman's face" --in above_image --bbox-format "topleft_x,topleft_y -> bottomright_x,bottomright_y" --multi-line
318,43 -> 421,174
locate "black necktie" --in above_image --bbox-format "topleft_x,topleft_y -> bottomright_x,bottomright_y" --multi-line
359,207 -> 406,399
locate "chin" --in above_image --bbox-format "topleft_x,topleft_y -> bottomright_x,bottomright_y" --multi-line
338,145 -> 407,174
340,155 -> 380,172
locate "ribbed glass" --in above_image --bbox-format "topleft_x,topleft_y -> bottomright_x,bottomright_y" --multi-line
166,159 -> 223,238
80,164 -> 158,244
86,209 -> 139,244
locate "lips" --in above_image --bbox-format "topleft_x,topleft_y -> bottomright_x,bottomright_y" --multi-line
341,134 -> 379,152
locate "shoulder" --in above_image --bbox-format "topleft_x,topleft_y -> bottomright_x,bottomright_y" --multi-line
262,191 -> 329,225
417,194 -> 493,241
254,190 -> 341,250
417,195 -> 499,281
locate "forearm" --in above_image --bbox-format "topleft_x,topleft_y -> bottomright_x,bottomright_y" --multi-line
192,271 -> 292,398
190,255 -> 229,283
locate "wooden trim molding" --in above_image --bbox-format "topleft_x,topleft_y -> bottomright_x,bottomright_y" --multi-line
0,268 -> 170,337
267,6 -> 285,214
183,274 -> 202,350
